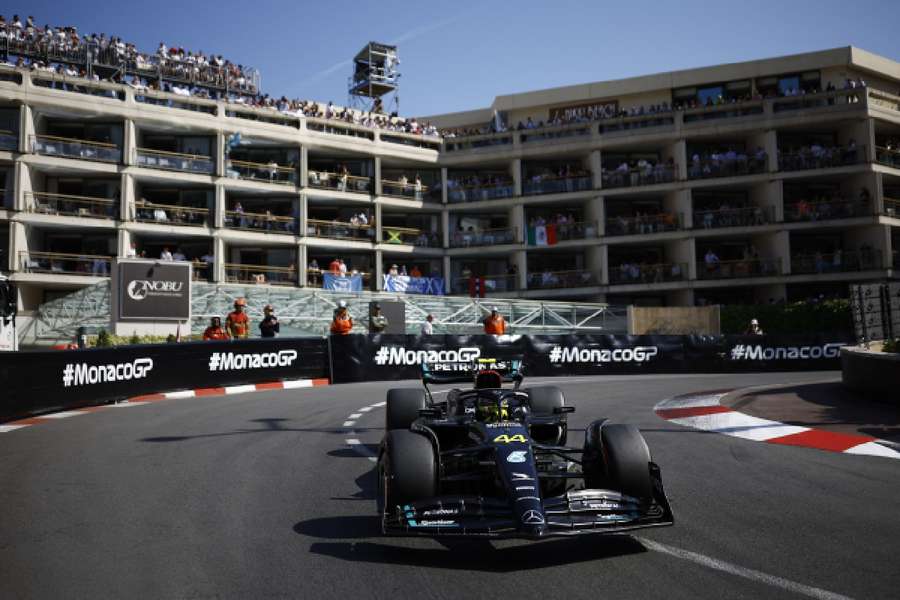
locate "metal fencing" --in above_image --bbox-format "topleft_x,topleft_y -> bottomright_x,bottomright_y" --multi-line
849,283 -> 900,345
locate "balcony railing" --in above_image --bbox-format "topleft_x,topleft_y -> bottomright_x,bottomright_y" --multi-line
772,88 -> 866,113
783,199 -> 871,222
226,159 -> 296,185
27,192 -> 119,220
224,263 -> 297,286
306,218 -> 373,241
31,134 -> 121,163
135,148 -> 214,174
381,180 -> 441,202
693,206 -> 774,229
609,262 -> 687,285
382,226 -> 442,247
697,258 -> 781,280
0,129 -> 17,151
134,201 -> 209,227
687,155 -> 768,179
451,274 -> 517,294
19,251 -> 112,277
449,226 -> 518,248
225,210 -> 296,234
307,171 -> 372,194
521,124 -> 591,144
683,100 -> 764,123
875,145 -> 900,169
527,269 -> 596,290
882,198 -> 900,217
444,133 -> 513,152
528,220 -> 599,243
523,175 -> 592,196
606,213 -> 680,237
778,145 -> 865,172
191,261 -> 213,282
790,250 -> 882,274
601,164 -> 676,189
598,112 -> 676,135
447,182 -> 514,203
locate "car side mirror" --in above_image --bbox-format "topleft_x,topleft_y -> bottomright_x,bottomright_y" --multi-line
553,406 -> 575,414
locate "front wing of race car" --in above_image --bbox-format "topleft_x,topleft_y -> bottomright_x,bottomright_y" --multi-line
382,465 -> 674,539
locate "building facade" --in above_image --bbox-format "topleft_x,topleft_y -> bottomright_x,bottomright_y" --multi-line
1,46 -> 899,318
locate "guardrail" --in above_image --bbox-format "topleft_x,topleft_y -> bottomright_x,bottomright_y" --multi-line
447,182 -> 514,203
606,213 -> 680,236
306,219 -> 373,241
381,180 -> 441,202
0,129 -> 17,151
778,145 -> 865,172
31,134 -> 121,163
527,269 -> 595,290
19,251 -> 112,277
381,226 -> 442,246
523,175 -> 592,196
875,145 -> 900,169
225,210 -> 296,233
451,274 -> 518,294
882,198 -> 900,217
27,192 -> 118,220
528,220 -> 599,243
693,206 -> 773,229
697,258 -> 781,280
791,250 -> 883,274
772,88 -> 866,113
609,262 -> 687,285
307,171 -> 372,194
134,202 -> 209,227
226,159 -> 296,185
783,199 -> 871,222
224,263 -> 297,286
601,164 -> 676,189
135,148 -> 214,174
687,155 -> 767,179
683,100 -> 764,123
449,226 -> 518,247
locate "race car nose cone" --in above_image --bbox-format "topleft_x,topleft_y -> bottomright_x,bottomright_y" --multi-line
522,523 -> 547,538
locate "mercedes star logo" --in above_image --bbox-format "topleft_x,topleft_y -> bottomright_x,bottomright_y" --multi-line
522,509 -> 544,525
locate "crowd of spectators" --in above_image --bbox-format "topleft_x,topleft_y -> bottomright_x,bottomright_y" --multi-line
528,268 -> 593,289
447,174 -> 514,202
524,165 -> 592,194
700,245 -> 777,279
601,157 -> 675,188
792,244 -> 879,274
694,202 -> 768,229
778,139 -> 861,171
606,211 -> 678,236
611,260 -> 683,284
688,147 -> 767,179
784,188 -> 870,222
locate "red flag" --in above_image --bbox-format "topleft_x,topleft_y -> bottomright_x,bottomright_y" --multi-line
546,223 -> 558,245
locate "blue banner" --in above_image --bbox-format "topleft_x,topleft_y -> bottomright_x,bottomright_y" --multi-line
324,273 -> 363,292
383,275 -> 445,295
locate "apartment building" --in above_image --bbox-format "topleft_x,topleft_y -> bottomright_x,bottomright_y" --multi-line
1,46 -> 898,316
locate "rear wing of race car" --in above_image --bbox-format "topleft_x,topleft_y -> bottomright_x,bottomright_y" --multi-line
421,358 -> 524,387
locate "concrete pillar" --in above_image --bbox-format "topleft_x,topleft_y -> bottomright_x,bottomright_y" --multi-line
215,131 -> 226,177
775,230 -> 791,275
599,245 -> 609,285
123,119 -> 136,166
586,245 -> 603,285
214,184 -> 226,229
120,172 -> 134,221
374,203 -> 383,243
10,221 -> 27,272
299,146 -> 308,188
510,204 -> 525,244
764,130 -> 779,173
440,167 -> 448,204
213,236 -> 225,283
670,189 -> 692,229
117,229 -> 131,258
771,180 -> 784,223
296,243 -> 307,287
441,210 -> 449,249
670,140 -> 687,181
590,150 -> 603,190
373,156 -> 382,196
513,249 -> 527,291
14,161 -> 30,212
442,255 -> 451,294
19,104 -> 34,154
511,159 -> 522,197
585,195 -> 605,237
298,192 -> 308,238
375,249 -> 384,290
874,172 -> 885,215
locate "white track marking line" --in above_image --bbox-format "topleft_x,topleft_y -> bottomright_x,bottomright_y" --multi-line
371,401 -> 386,407
225,384 -> 262,395
0,424 -> 30,433
358,406 -> 374,412
346,438 -> 362,445
282,379 -> 313,389
36,411 -> 86,419
342,421 -> 356,427
636,537 -> 853,600
164,391 -> 196,400
348,413 -> 362,419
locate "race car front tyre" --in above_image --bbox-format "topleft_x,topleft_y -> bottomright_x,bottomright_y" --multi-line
600,424 -> 653,500
381,430 -> 437,511
385,388 -> 427,431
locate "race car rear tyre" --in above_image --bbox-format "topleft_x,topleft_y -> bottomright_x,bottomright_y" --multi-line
526,386 -> 565,415
600,424 -> 653,500
386,388 -> 427,431
381,430 -> 437,511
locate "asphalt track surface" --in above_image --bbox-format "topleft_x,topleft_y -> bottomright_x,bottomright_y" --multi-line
1,372 -> 898,599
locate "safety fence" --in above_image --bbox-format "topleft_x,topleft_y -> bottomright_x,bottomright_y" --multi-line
1,333 -> 850,421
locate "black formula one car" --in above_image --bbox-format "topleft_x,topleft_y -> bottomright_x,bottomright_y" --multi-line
376,359 -> 673,539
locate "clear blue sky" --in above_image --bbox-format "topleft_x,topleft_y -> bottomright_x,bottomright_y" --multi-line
7,0 -> 900,116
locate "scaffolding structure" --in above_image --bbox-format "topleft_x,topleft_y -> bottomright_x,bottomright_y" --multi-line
347,42 -> 399,114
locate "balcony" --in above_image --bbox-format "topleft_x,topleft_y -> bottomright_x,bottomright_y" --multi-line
191,260 -> 212,282
225,210 -> 296,234
791,250 -> 882,274
447,182 -> 514,203
875,145 -> 900,169
31,134 -> 121,163
306,219 -> 373,241
778,145 -> 865,172
536,220 -> 599,243
697,258 -> 781,280
527,269 -> 595,290
381,179 -> 441,202
783,199 -> 870,223
523,175 -> 592,196
683,100 -> 764,123
0,130 -> 17,151
606,213 -> 680,237
307,171 -> 372,195
444,133 -> 513,152
19,251 -> 112,277
601,164 -> 676,189
134,201 -> 209,227
772,88 -> 866,113
27,191 -> 119,220
450,226 -> 518,248
693,206 -> 774,229
609,262 -> 687,285
882,198 -> 900,217
687,154 -> 767,180
597,112 -> 675,135
382,226 -> 442,247
226,159 -> 296,186
521,124 -> 591,144
135,148 -> 215,174
451,274 -> 517,294
224,263 -> 297,286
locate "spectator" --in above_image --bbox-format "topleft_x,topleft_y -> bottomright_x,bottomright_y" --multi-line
420,314 -> 434,335
259,304 -> 280,338
744,318 -> 764,335
369,303 -> 388,333
226,297 -> 250,339
202,316 -> 229,341
330,300 -> 353,335
483,306 -> 507,335
160,247 -> 173,261
328,257 -> 341,274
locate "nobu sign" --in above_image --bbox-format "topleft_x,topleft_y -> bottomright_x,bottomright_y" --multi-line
117,259 -> 191,321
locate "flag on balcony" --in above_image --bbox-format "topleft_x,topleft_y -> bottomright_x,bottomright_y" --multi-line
546,223 -> 558,245
531,225 -> 548,246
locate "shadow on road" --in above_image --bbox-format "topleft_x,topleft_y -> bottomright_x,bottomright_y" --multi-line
293,516 -> 647,571
140,417 -> 359,443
